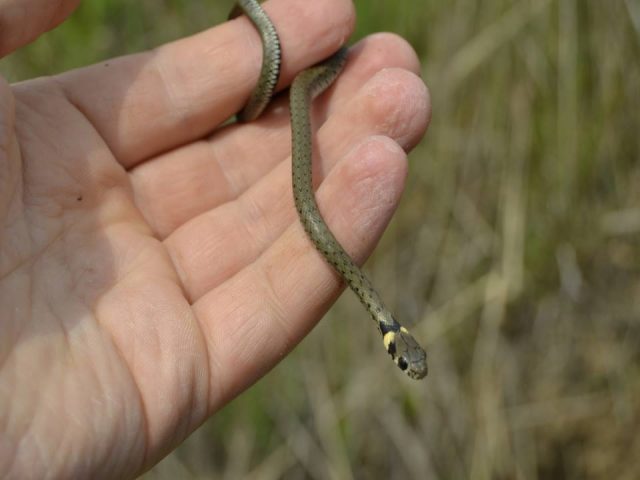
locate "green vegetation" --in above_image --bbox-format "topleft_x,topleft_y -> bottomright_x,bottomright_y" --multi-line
4,0 -> 640,478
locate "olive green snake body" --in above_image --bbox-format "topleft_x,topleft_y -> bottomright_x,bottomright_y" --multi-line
233,0 -> 427,379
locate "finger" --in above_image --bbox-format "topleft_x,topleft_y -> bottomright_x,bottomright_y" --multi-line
0,0 -> 80,57
192,135 -> 409,407
164,63 -> 430,302
0,76 -> 17,218
52,0 -> 355,167
131,33 -> 423,238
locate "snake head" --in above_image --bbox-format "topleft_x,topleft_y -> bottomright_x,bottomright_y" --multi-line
383,326 -> 428,380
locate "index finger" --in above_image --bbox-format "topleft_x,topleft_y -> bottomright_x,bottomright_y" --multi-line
50,0 -> 355,168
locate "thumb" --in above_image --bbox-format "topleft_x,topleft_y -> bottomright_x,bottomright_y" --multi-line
0,0 -> 81,58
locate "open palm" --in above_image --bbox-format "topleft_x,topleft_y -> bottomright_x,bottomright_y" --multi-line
0,0 -> 430,477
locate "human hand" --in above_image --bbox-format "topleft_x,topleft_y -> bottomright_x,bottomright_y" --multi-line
0,0 -> 430,477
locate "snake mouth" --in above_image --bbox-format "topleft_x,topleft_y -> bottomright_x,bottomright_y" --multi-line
409,363 -> 429,380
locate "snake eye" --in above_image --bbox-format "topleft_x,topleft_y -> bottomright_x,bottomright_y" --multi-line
397,357 -> 408,371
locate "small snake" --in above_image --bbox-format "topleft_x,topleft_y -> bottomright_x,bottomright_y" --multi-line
233,0 -> 428,379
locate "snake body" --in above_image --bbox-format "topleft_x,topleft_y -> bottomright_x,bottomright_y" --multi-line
234,0 -> 427,380
231,0 -> 281,121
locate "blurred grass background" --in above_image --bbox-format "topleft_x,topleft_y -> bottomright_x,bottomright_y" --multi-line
3,0 -> 640,478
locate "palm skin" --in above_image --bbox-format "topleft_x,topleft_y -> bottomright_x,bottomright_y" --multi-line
0,0 -> 430,478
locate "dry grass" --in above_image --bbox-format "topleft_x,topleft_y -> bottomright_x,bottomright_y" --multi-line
3,0 -> 640,478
